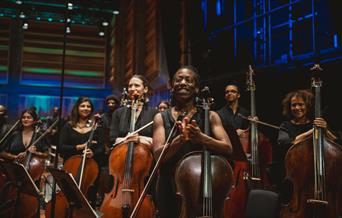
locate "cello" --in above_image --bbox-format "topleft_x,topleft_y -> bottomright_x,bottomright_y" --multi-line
45,117 -> 100,218
280,64 -> 342,218
174,87 -> 233,218
1,118 -> 56,218
100,97 -> 155,218
224,66 -> 273,218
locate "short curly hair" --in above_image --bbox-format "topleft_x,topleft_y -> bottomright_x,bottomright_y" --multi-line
281,89 -> 314,120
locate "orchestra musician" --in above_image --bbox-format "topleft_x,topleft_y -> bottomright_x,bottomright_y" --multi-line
153,66 -> 233,218
58,96 -> 105,206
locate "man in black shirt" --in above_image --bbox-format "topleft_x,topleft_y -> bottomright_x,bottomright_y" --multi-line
217,83 -> 249,136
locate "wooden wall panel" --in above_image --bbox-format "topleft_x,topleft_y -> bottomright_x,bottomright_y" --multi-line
21,21 -> 106,89
0,18 -> 10,84
144,0 -> 160,81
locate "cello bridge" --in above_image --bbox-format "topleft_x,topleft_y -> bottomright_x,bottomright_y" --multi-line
122,188 -> 135,193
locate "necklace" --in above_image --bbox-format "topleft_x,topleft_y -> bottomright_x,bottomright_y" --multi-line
175,107 -> 197,121
76,123 -> 87,128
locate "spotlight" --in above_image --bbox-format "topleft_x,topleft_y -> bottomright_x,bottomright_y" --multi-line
16,0 -> 23,5
113,10 -> 119,15
102,21 -> 109,27
98,31 -> 105,36
22,21 -> 29,30
19,11 -> 26,19
66,26 -> 71,34
67,2 -> 73,10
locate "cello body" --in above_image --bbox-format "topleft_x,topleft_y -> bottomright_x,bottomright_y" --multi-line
45,155 -> 99,218
224,66 -> 273,218
100,142 -> 155,218
224,130 -> 272,218
175,151 -> 233,218
22,155 -> 45,182
281,65 -> 342,218
280,135 -> 342,218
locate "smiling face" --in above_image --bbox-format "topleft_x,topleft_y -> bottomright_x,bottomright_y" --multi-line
21,112 -> 35,128
290,96 -> 307,123
128,77 -> 148,99
172,68 -> 199,101
78,101 -> 92,120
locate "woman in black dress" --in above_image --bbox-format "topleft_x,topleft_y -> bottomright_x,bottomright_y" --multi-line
59,96 -> 105,206
0,108 -> 48,162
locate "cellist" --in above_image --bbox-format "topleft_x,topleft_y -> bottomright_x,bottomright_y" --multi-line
0,108 -> 49,218
276,89 -> 328,199
109,75 -> 157,147
0,108 -> 49,163
100,75 -> 157,218
153,66 -> 233,218
216,82 -> 249,136
58,96 -> 105,206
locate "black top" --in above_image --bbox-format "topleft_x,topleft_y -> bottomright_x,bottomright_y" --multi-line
0,122 -> 10,152
160,109 -> 204,171
273,120 -> 312,184
102,111 -> 113,130
5,130 -> 49,154
157,108 -> 204,218
109,104 -> 157,145
277,121 -> 312,161
216,105 -> 250,130
59,122 -> 105,166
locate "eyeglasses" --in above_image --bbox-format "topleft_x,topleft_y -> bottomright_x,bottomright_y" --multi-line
225,90 -> 238,94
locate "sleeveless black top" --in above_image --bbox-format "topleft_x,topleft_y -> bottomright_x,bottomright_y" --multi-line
157,108 -> 204,218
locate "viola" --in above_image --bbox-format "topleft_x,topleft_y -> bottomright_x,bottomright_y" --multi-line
280,65 -> 342,218
100,98 -> 156,218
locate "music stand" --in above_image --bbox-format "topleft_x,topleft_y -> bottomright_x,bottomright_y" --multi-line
0,161 -> 41,217
48,168 -> 99,218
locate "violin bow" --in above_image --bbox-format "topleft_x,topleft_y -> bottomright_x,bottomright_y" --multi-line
111,121 -> 154,148
130,116 -> 180,218
0,119 -> 20,146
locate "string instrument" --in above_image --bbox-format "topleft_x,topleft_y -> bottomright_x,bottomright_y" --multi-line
20,119 -> 59,182
46,117 -> 100,218
224,66 -> 272,218
280,64 -> 342,218
100,97 -> 155,218
174,87 -> 233,218
2,120 -> 57,218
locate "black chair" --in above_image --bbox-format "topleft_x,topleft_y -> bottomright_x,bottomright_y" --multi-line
245,189 -> 280,218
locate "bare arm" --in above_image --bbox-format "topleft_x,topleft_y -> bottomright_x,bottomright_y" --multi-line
188,111 -> 232,156
152,113 -> 183,162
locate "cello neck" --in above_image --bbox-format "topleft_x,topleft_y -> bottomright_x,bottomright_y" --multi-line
310,65 -> 327,203
122,99 -> 140,210
24,126 -> 39,169
198,88 -> 213,217
78,118 -> 98,188
246,65 -> 260,180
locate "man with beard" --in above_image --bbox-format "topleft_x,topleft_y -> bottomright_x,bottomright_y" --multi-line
153,66 -> 233,218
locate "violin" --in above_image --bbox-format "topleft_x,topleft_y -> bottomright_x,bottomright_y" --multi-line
174,87 -> 233,218
100,98 -> 156,218
280,65 -> 342,218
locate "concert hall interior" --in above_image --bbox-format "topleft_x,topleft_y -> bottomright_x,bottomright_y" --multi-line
0,0 -> 341,218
